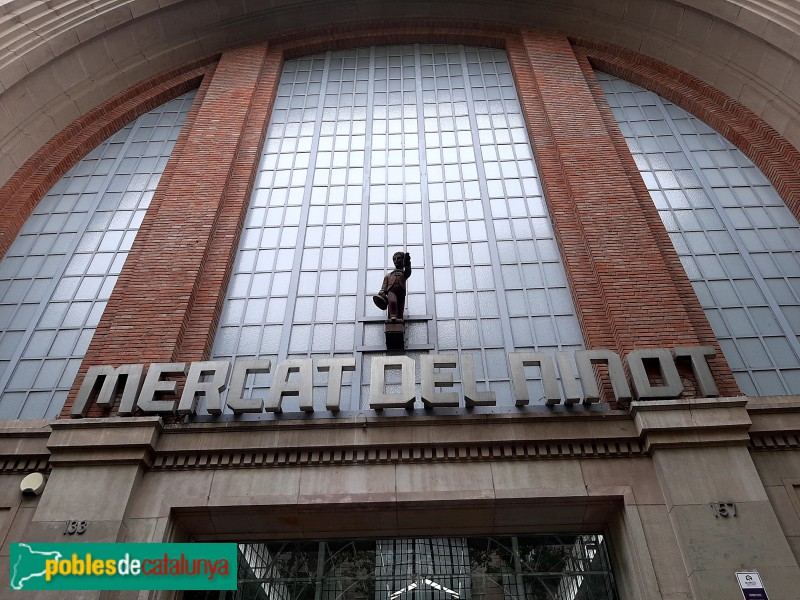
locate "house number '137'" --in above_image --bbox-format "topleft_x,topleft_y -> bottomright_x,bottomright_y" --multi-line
64,520 -> 87,535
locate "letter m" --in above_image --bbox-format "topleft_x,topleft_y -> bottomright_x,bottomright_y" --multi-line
71,364 -> 144,417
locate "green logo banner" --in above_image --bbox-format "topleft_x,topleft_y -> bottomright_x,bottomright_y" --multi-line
9,543 -> 237,591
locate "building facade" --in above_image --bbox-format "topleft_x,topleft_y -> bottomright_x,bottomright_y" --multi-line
1,2 -> 800,599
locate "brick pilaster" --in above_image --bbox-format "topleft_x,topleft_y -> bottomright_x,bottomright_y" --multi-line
577,53 -> 738,397
176,48 -> 284,362
63,44 -> 273,416
507,31 -> 737,394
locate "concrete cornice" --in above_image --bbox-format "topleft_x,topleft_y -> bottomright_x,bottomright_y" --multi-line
2,396 -> 800,471
150,410 -> 646,469
632,396 -> 753,450
0,418 -> 51,472
46,416 -> 162,466
745,394 -> 800,450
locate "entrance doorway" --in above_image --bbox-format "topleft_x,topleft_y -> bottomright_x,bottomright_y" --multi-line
187,535 -> 618,599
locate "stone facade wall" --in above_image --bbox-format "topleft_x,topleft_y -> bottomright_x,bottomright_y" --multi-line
2,401 -> 800,599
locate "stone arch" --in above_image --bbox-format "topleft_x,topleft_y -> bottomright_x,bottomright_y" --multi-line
1,0 -> 799,188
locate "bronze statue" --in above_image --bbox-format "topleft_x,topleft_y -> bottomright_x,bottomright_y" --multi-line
373,252 -> 411,322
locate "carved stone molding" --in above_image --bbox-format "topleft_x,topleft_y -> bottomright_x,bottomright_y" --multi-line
749,433 -> 800,451
0,456 -> 50,473
150,439 -> 645,470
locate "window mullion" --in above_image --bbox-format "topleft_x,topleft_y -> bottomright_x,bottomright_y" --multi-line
458,45 -> 516,357
414,43 -> 439,350
276,52 -> 334,364
352,47 -> 376,411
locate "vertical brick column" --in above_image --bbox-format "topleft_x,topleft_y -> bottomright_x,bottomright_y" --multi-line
577,54 -> 738,398
507,31 -> 737,394
177,48 -> 284,362
63,43 -> 276,416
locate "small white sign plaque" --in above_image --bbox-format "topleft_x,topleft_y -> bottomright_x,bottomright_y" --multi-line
736,572 -> 769,600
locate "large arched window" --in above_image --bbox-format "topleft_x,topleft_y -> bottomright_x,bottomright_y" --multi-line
598,73 -> 800,396
211,45 -> 584,413
0,92 -> 196,419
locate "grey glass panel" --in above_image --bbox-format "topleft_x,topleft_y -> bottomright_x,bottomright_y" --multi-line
0,91 -> 196,419
212,46 -> 583,414
598,72 -> 800,396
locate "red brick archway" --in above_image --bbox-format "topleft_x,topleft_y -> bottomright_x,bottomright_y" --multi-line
10,25 -> 795,416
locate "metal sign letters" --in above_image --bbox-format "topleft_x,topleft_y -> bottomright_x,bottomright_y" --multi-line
71,346 -> 718,417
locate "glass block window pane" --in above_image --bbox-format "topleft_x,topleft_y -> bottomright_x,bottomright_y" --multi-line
597,72 -> 800,396
0,91 -> 196,419
212,45 -> 583,414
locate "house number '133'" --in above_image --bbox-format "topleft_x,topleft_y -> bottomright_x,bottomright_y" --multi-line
64,520 -> 87,535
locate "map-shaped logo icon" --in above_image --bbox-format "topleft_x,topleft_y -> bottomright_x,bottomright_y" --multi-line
10,543 -> 63,590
